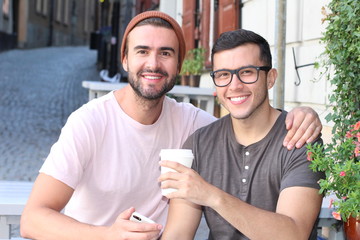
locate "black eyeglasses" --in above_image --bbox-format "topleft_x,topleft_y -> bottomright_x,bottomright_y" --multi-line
210,66 -> 271,87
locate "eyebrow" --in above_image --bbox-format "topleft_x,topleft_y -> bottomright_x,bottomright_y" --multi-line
134,45 -> 175,53
160,47 -> 175,53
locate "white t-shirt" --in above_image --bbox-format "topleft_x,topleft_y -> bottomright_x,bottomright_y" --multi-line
40,91 -> 216,227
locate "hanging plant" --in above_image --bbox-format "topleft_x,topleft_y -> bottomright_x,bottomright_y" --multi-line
307,0 -> 360,225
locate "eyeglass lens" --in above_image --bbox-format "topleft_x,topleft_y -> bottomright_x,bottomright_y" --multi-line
214,67 -> 259,86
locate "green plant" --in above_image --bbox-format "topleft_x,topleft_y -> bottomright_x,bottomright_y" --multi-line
180,58 -> 192,76
306,0 -> 360,222
307,122 -> 360,221
180,48 -> 205,76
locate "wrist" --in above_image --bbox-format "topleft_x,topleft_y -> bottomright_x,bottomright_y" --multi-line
207,185 -> 226,209
83,225 -> 109,240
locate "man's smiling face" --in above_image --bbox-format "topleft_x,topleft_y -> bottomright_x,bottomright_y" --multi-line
213,43 -> 275,120
122,25 -> 179,100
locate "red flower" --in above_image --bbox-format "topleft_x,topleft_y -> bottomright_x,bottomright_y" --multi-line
346,130 -> 353,138
307,152 -> 313,161
332,211 -> 341,220
354,121 -> 360,130
339,171 -> 346,177
355,146 -> 359,157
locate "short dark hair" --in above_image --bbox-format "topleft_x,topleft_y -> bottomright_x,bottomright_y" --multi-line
211,29 -> 272,68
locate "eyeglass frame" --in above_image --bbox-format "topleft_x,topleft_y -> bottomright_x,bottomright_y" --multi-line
210,65 -> 272,87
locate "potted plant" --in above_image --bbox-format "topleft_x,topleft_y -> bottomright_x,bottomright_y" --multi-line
179,48 -> 205,87
306,1 -> 359,239
307,123 -> 360,239
307,122 -> 360,216
179,58 -> 191,86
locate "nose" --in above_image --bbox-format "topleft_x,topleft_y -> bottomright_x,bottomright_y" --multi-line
229,73 -> 244,89
145,53 -> 160,70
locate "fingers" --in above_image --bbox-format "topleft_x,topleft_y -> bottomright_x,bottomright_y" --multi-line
116,207 -> 162,231
118,207 -> 135,221
284,109 -> 295,130
158,160 -> 194,184
283,114 -> 304,149
109,209 -> 162,240
159,175 -> 183,197
158,170 -> 186,196
112,207 -> 162,239
128,222 -> 162,234
158,161 -> 196,199
159,160 -> 189,173
285,123 -> 309,150
118,227 -> 162,240
284,107 -> 322,150
305,125 -> 322,143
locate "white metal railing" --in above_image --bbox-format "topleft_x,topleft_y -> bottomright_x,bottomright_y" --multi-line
82,81 -> 216,115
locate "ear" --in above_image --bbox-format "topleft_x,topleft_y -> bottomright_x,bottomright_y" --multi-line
122,56 -> 128,72
266,68 -> 277,89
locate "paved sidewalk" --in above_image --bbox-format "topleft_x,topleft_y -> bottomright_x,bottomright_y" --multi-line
0,46 -> 97,182
0,46 -> 99,238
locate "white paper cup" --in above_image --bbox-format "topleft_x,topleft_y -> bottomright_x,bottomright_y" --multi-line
160,149 -> 194,195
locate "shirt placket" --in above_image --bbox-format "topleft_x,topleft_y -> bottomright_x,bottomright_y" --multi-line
240,149 -> 250,196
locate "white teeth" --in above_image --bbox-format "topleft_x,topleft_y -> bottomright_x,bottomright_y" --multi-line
144,75 -> 161,80
230,96 -> 247,101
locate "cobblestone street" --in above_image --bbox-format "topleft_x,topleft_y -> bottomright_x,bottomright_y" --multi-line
0,46 -> 98,181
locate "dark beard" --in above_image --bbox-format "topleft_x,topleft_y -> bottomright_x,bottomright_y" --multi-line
128,69 -> 177,100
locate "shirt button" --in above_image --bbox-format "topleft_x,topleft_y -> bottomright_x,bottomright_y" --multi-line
245,151 -> 250,156
242,179 -> 246,183
245,166 -> 249,170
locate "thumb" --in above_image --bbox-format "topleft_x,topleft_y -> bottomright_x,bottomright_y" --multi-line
117,207 -> 135,221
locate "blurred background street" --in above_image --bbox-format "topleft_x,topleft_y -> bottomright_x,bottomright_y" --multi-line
0,46 -> 97,181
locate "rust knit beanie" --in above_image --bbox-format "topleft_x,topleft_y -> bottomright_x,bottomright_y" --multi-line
120,11 -> 186,70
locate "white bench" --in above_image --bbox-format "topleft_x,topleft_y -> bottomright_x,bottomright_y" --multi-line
0,181 -> 33,240
82,81 -> 216,115
318,193 -> 345,239
0,180 -> 345,239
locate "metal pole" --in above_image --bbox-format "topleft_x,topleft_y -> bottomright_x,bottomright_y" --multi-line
118,0 -> 133,81
47,0 -> 54,46
273,0 -> 286,109
109,0 -> 120,77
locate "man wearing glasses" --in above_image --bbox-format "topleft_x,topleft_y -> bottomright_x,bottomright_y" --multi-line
160,29 -> 323,240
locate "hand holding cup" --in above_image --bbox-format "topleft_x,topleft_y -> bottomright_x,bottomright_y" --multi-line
159,149 -> 194,195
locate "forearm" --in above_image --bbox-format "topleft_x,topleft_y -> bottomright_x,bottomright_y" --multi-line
161,199 -> 202,240
21,207 -> 107,240
209,189 -> 310,240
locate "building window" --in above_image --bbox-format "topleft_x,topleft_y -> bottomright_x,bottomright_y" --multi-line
2,0 -> 9,18
55,0 -> 62,22
84,1 -> 90,33
36,0 -> 42,13
36,0 -> 48,16
63,0 -> 69,25
42,0 -> 48,16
